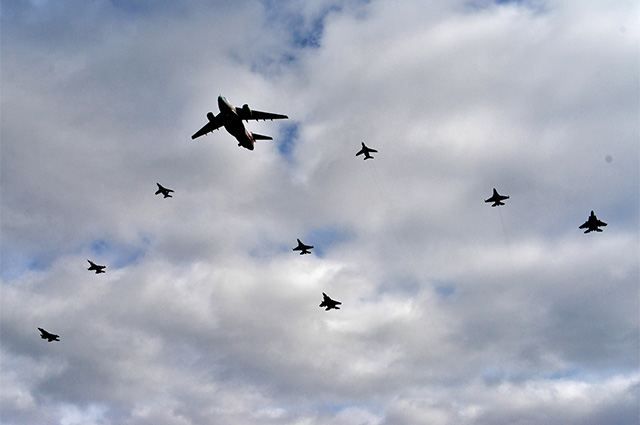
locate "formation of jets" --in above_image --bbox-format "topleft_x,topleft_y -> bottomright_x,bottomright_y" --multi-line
38,94 -> 611,342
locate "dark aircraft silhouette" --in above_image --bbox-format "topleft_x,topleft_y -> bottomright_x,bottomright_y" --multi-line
191,95 -> 288,150
579,210 -> 607,233
155,183 -> 174,198
319,293 -> 341,311
87,260 -> 106,274
38,328 -> 60,342
356,142 -> 378,160
485,188 -> 509,207
293,239 -> 314,255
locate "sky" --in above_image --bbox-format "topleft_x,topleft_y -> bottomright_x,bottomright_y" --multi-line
1,0 -> 638,424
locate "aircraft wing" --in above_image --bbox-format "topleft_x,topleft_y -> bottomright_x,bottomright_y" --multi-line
236,108 -> 288,121
579,221 -> 588,229
251,133 -> 273,141
191,114 -> 224,139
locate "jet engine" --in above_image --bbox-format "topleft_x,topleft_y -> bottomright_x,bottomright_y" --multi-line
207,112 -> 215,121
242,104 -> 252,117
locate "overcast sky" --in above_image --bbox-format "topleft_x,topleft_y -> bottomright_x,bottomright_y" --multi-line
1,0 -> 638,424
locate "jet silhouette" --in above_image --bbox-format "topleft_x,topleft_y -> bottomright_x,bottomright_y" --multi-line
87,260 -> 106,274
319,292 -> 341,311
579,210 -> 607,233
191,95 -> 288,150
356,142 -> 378,160
155,183 -> 174,198
293,239 -> 314,255
485,188 -> 509,207
38,327 -> 60,342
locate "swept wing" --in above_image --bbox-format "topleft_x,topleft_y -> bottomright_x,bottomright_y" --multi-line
236,108 -> 288,121
192,113 -> 225,139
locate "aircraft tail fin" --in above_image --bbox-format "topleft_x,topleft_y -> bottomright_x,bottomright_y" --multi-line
251,133 -> 273,141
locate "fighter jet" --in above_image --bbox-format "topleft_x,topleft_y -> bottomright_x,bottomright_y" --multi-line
293,239 -> 314,255
484,188 -> 509,207
356,142 -> 378,160
319,292 -> 341,311
87,260 -> 106,274
191,95 -> 288,150
579,210 -> 607,233
155,183 -> 174,198
38,327 -> 60,342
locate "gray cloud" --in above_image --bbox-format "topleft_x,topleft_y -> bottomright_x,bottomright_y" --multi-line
2,0 -> 638,424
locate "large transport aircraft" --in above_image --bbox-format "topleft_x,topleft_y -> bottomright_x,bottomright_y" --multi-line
191,96 -> 288,150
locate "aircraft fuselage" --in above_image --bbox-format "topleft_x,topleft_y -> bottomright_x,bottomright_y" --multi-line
218,96 -> 255,150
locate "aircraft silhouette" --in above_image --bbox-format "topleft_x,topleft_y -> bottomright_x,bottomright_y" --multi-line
87,260 -> 106,274
579,210 -> 607,233
356,142 -> 378,160
155,183 -> 174,198
319,292 -> 341,311
485,188 -> 509,207
38,327 -> 60,342
293,239 -> 314,255
191,95 -> 288,150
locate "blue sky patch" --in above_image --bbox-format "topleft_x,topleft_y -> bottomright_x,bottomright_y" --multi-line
89,237 -> 150,269
307,226 -> 354,257
277,122 -> 299,162
434,282 -> 456,298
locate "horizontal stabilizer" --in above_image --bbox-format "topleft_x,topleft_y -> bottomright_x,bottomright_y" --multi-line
252,133 -> 273,141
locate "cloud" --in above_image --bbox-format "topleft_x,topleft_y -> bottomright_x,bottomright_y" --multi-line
2,0 -> 638,424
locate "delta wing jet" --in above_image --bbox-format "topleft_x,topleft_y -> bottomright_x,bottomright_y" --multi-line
579,210 -> 607,233
319,293 -> 341,311
87,260 -> 106,274
356,142 -> 378,160
485,188 -> 509,207
192,96 -> 288,150
293,239 -> 314,255
155,183 -> 174,198
38,327 -> 60,342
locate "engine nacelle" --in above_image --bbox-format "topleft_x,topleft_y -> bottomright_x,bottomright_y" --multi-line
207,112 -> 215,121
242,104 -> 252,117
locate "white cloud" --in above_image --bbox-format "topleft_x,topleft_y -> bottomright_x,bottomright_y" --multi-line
2,0 -> 638,424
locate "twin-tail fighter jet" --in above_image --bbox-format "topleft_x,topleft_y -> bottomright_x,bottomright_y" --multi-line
155,183 -> 174,198
38,328 -> 60,342
319,293 -> 341,311
579,210 -> 607,233
293,239 -> 314,255
191,95 -> 288,150
356,142 -> 378,160
485,188 -> 509,207
87,260 -> 106,274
